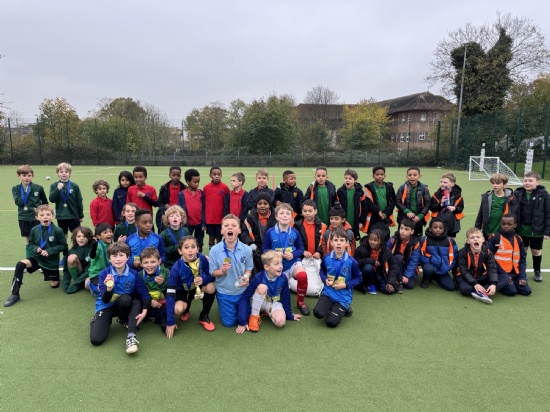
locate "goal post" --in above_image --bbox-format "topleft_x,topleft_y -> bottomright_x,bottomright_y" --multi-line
468,156 -> 523,185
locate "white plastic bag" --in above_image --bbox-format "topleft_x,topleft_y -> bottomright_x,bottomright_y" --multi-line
289,257 -> 324,297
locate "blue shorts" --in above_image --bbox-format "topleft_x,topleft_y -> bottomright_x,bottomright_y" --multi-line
216,292 -> 242,327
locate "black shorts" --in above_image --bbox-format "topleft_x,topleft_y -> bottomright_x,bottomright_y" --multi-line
521,236 -> 544,250
26,257 -> 60,281
175,289 -> 195,304
206,224 -> 222,237
57,218 -> 81,234
19,220 -> 40,237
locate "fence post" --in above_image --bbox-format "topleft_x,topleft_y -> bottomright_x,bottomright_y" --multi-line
435,120 -> 441,163
542,104 -> 550,179
450,119 -> 456,163
463,117 -> 471,168
8,118 -> 15,164
513,108 -> 522,173
491,111 -> 499,156
36,119 -> 44,164
95,118 -> 100,164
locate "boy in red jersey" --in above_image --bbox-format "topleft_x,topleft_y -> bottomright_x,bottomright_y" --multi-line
203,166 -> 229,249
90,179 -> 115,228
126,166 -> 158,215
223,172 -> 251,223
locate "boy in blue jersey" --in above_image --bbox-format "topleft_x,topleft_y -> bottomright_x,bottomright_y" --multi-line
314,228 -> 361,328
165,236 -> 217,338
89,242 -> 150,354
139,247 -> 169,332
210,214 -> 254,328
126,209 -> 166,270
4,205 -> 67,307
236,250 -> 302,333
263,203 -> 310,316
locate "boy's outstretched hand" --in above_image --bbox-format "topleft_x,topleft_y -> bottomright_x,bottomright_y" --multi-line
292,314 -> 302,321
166,324 -> 177,339
236,324 -> 249,334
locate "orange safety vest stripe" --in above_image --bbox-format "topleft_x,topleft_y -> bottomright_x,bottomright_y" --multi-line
493,235 -> 520,273
401,185 -> 430,223
420,238 -> 454,266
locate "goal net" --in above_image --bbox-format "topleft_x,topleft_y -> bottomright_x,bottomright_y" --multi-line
468,156 -> 522,185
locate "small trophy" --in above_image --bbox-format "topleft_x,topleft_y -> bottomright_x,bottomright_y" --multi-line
194,275 -> 203,300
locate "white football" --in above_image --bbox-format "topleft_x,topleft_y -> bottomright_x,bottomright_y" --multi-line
46,176 -> 51,180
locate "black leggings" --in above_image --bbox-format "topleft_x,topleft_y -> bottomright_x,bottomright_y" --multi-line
90,295 -> 142,346
313,295 -> 346,328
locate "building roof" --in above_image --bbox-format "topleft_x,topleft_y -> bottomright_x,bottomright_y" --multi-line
377,91 -> 454,115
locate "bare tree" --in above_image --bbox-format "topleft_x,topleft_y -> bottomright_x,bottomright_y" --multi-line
426,12 -> 550,97
302,85 -> 340,128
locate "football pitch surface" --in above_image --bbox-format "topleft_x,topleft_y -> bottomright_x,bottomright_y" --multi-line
0,165 -> 549,411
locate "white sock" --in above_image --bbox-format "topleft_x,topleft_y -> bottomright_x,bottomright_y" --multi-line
251,292 -> 265,316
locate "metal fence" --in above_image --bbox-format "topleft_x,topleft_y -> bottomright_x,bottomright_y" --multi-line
1,106 -> 549,177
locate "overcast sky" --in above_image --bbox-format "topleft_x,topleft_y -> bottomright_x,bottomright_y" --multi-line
2,0 -> 549,124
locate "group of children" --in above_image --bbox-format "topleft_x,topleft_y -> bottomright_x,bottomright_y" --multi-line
7,162 -> 550,354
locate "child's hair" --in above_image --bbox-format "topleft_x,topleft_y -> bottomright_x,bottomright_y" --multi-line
489,173 -> 508,184
95,222 -> 113,236
302,199 -> 317,209
406,166 -> 421,174
524,171 -> 541,180
162,205 -> 187,227
372,165 -> 385,174
184,168 -> 200,182
17,164 -> 34,175
107,241 -> 130,257
501,213 -> 517,223
56,162 -> 72,173
261,250 -> 280,266
209,166 -> 222,175
344,169 -> 358,180
178,235 -> 199,249
428,217 -> 444,228
400,218 -> 415,229
283,170 -> 294,179
118,171 -> 135,187
232,172 -> 245,184
329,203 -> 346,218
369,229 -> 383,243
275,202 -> 293,215
140,246 -> 161,261
121,202 -> 138,221
135,208 -> 152,222
315,166 -> 328,173
71,226 -> 93,248
222,214 -> 240,224
92,179 -> 110,193
169,166 -> 182,174
35,204 -> 54,215
441,172 -> 456,183
465,227 -> 483,238
256,168 -> 269,177
329,227 -> 348,240
132,166 -> 148,177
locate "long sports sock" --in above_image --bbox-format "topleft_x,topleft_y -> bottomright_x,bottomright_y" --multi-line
295,271 -> 308,303
250,292 -> 265,316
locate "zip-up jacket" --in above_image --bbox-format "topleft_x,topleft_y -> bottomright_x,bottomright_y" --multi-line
487,231 -> 527,280
514,185 -> 550,237
294,216 -> 327,257
336,182 -> 368,238
395,181 -> 431,224
418,228 -> 458,274
474,188 -> 518,236
363,181 -> 396,232
355,238 -> 399,287
456,244 -> 497,286
387,233 -> 420,279
272,183 -> 304,215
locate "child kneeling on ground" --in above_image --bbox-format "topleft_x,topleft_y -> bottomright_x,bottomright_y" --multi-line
89,242 -> 150,354
314,228 -> 361,328
236,250 -> 302,333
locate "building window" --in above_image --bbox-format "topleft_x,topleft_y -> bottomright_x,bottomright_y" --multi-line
406,133 -> 410,142
420,112 -> 426,122
419,132 -> 426,141
407,113 -> 412,123
400,133 -> 404,142
401,114 -> 406,124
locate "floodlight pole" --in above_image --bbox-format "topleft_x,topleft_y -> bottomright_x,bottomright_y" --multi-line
455,44 -> 468,162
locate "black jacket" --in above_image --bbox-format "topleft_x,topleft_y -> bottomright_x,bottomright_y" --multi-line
363,181 -> 396,231
456,244 -> 497,286
294,216 -> 326,257
514,185 -> 550,236
355,237 -> 399,287
336,182 -> 368,239
272,183 -> 304,215
474,188 -> 518,236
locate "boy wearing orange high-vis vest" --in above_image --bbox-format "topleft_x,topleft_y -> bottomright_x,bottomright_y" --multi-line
487,214 -> 532,296
395,167 -> 431,238
456,228 -> 506,304
430,172 -> 464,238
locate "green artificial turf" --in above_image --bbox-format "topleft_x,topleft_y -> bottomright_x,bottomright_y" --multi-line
0,165 -> 549,411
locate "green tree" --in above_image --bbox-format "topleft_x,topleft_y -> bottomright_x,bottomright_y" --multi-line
427,12 -> 550,96
35,97 -> 80,145
340,99 -> 389,151
452,28 -> 513,116
297,119 -> 331,153
238,95 -> 298,154
184,102 -> 229,151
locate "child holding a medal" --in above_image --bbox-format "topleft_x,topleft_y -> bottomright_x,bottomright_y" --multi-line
4,205 -> 67,306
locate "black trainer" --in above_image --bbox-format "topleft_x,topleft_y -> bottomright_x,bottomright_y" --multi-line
297,301 -> 310,316
534,271 -> 542,282
4,294 -> 20,307
345,306 -> 353,317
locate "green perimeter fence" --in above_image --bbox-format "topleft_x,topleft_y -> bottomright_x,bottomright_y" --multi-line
1,106 -> 549,177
